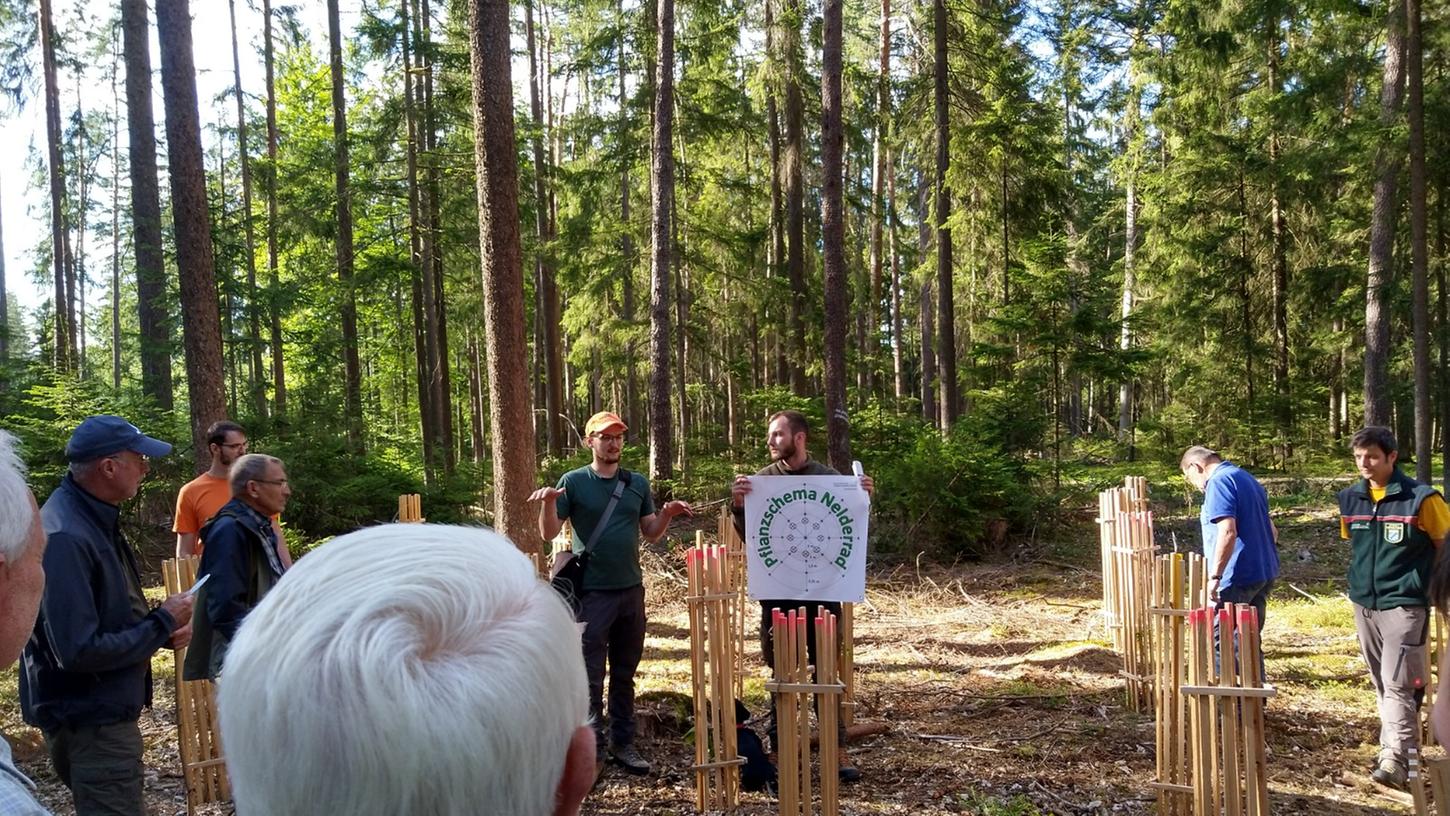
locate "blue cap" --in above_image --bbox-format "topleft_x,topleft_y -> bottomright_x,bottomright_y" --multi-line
65,415 -> 173,462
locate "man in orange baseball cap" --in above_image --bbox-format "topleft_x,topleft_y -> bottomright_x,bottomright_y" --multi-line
528,411 -> 691,781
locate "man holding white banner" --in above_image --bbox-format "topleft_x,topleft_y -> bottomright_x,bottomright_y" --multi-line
731,409 -> 873,783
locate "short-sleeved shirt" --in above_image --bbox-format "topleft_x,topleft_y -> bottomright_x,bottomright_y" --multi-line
1339,489 -> 1450,543
554,465 -> 656,591
0,738 -> 49,815
173,474 -> 231,535
1200,462 -> 1279,588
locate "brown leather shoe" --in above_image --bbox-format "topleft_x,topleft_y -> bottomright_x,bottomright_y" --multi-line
837,748 -> 861,783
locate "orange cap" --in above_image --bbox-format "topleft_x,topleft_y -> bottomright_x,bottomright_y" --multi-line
584,411 -> 628,436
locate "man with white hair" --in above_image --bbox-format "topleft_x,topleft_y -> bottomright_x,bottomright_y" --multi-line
0,430 -> 51,814
21,415 -> 194,816
218,524 -> 594,816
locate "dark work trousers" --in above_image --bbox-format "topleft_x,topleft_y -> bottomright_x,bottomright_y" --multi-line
759,600 -> 849,750
45,719 -> 147,816
1213,579 -> 1274,679
580,584 -> 647,752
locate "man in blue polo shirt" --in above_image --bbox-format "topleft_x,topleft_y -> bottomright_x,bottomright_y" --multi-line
1180,446 -> 1280,631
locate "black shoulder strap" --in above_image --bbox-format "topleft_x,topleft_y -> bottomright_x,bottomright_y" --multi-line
582,474 -> 629,554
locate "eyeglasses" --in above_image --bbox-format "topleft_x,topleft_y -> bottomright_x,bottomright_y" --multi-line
219,442 -> 248,451
592,433 -> 624,444
106,452 -> 149,465
251,478 -> 288,487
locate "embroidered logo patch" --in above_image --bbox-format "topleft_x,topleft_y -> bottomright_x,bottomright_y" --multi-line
1350,521 -> 1371,531
1384,522 -> 1406,544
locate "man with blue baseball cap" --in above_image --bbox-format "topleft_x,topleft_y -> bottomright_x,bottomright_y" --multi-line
21,415 -> 195,816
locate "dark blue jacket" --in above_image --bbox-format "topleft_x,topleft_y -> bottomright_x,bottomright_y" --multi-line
21,474 -> 179,732
183,498 -> 284,680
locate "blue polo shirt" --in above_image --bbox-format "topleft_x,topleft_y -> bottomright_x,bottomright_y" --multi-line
1200,462 -> 1280,588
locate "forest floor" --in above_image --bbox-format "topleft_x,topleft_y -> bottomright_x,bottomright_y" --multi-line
0,471 -> 1431,815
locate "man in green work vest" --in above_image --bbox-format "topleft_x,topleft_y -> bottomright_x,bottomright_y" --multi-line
530,411 -> 692,781
1338,425 -> 1450,790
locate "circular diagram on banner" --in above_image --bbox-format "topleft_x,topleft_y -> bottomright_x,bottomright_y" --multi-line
758,501 -> 853,594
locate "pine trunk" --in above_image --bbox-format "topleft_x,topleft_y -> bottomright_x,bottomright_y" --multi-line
327,0 -> 365,451
467,0 -> 541,553
1268,14 -> 1291,463
527,0 -> 565,457
263,0 -> 286,414
1408,0 -> 1430,480
110,32 -> 121,389
822,0 -> 850,472
229,0 -> 266,418
156,0 -> 227,472
401,0 -> 436,477
648,0 -> 675,483
1363,1 -> 1406,428
783,0 -> 807,394
40,0 -> 70,371
619,0 -> 638,435
934,0 -> 957,427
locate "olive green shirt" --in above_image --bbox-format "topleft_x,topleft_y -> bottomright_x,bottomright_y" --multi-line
554,465 -> 656,591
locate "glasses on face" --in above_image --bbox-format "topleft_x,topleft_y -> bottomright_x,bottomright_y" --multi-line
220,441 -> 248,451
107,452 -> 149,466
252,478 -> 289,487
593,433 -> 624,444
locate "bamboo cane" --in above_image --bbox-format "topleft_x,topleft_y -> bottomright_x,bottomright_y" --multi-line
1237,605 -> 1269,814
1217,607 -> 1242,816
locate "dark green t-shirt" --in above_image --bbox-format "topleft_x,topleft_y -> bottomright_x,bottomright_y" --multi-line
555,465 -> 656,591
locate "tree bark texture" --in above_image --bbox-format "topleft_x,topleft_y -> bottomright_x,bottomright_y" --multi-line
1267,14 -> 1291,462
327,0 -> 365,450
934,0 -> 958,428
1407,0 -> 1430,480
867,0 -> 890,401
467,0 -> 542,553
527,0 -> 565,457
40,0 -> 71,371
156,0 -> 227,471
122,0 -> 174,408
782,0 -> 807,394
1363,0 -> 1406,428
263,0 -> 286,415
229,0 -> 266,418
648,0 -> 675,482
822,0 -> 851,473
401,0 -> 437,479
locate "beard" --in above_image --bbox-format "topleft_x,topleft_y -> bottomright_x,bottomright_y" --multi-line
768,439 -> 796,462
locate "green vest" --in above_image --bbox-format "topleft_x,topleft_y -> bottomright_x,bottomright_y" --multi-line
1338,470 -> 1439,610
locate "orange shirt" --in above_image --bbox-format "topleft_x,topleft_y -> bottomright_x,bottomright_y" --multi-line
173,474 -> 232,535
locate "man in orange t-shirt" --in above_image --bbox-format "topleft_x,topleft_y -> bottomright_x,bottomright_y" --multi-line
173,421 -> 290,567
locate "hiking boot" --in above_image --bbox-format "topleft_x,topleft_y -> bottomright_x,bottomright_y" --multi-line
837,747 -> 861,783
610,743 -> 651,775
1371,755 -> 1408,790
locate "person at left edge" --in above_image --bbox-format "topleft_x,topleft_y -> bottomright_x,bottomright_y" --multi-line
528,411 -> 692,780
21,415 -> 194,816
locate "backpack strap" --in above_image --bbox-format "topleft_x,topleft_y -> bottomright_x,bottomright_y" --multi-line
582,472 -> 630,554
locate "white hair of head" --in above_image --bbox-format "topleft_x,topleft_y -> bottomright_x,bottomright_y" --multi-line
229,453 -> 282,497
0,431 -> 33,562
218,523 -> 589,816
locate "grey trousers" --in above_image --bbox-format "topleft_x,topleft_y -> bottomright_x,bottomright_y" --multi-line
45,719 -> 147,816
1354,604 -> 1429,757
580,584 -> 647,751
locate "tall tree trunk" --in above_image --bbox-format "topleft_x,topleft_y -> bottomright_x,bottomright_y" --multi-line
122,0 -> 172,407
110,30 -> 122,389
40,0 -> 70,371
1363,0 -> 1406,427
889,147 -> 904,402
467,0 -> 540,553
420,0 -> 455,472
156,0 -> 227,472
1408,0 -> 1429,480
1118,43 -> 1139,445
934,0 -> 957,428
918,174 -> 937,425
526,0 -> 565,457
401,0 -> 436,477
1437,188 -> 1448,492
1267,11 -> 1291,463
822,0 -> 850,471
327,0 -> 364,451
263,0 -> 286,415
73,78 -> 87,376
619,0 -> 638,435
228,0 -> 266,418
783,0 -> 807,394
648,0 -> 675,482
867,0 -> 890,402
766,0 -> 787,388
